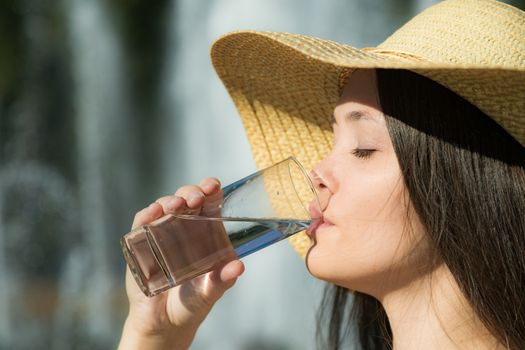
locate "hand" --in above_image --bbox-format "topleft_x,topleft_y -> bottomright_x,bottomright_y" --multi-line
119,178 -> 245,350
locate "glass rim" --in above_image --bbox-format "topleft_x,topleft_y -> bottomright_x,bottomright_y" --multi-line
179,156 -> 321,221
285,156 -> 321,220
169,214 -> 310,222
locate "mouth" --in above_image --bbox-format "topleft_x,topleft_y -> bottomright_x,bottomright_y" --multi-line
306,216 -> 334,237
307,200 -> 334,238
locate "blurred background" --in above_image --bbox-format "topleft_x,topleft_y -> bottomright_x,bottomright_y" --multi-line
1,0 -> 524,349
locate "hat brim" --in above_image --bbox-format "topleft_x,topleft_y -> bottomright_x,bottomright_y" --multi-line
211,30 -> 525,258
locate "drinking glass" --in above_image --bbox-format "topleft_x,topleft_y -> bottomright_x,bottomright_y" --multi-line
121,156 -> 321,297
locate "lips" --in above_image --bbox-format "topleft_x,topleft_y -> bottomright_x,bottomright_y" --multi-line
308,203 -> 322,221
306,216 -> 334,237
307,200 -> 333,237
306,217 -> 322,237
320,217 -> 334,226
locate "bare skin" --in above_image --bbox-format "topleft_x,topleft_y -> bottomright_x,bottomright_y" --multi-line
307,69 -> 503,349
118,178 -> 245,350
119,70 -> 503,350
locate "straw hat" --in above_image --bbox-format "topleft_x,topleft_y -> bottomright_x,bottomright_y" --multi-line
210,0 -> 525,258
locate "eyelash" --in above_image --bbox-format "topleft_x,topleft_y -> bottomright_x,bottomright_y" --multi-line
351,149 -> 375,159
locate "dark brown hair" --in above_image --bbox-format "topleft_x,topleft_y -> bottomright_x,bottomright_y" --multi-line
316,69 -> 525,349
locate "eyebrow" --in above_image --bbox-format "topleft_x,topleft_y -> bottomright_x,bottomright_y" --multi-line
331,110 -> 379,124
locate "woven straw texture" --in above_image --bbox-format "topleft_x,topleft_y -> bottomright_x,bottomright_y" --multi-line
210,0 -> 525,258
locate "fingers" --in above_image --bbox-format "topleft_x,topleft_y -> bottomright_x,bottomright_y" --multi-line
131,176 -> 223,229
198,177 -> 221,196
193,259 -> 244,308
178,184 -> 212,207
219,260 -> 245,282
155,195 -> 188,214
210,260 -> 245,290
155,185 -> 204,216
154,178 -> 222,216
132,203 -> 164,229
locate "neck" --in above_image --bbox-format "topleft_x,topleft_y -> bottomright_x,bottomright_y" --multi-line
377,264 -> 502,350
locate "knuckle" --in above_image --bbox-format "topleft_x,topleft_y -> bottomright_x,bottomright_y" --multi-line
132,209 -> 147,227
154,195 -> 172,207
199,291 -> 219,308
134,206 -> 148,218
199,177 -> 221,187
175,185 -> 203,198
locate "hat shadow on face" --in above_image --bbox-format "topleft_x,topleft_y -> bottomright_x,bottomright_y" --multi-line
375,69 -> 525,168
211,0 -> 525,257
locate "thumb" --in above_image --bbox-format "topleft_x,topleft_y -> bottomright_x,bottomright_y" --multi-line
205,260 -> 245,302
164,260 -> 245,328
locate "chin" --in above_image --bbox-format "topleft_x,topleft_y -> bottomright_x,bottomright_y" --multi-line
305,248 -> 349,284
305,249 -> 386,293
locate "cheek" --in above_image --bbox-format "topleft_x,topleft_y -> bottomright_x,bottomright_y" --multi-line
336,155 -> 407,232
306,160 -> 425,290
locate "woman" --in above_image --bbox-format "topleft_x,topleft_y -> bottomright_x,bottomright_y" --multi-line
119,0 -> 525,349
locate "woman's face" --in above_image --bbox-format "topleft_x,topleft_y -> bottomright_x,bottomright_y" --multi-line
306,69 -> 430,296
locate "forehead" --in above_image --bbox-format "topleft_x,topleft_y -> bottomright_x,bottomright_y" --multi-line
338,69 -> 380,108
333,69 -> 384,125
331,109 -> 383,125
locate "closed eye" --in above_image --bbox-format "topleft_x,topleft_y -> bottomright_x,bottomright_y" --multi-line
351,149 -> 375,159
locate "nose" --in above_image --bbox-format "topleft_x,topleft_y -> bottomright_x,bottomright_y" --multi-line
309,162 -> 334,213
310,168 -> 328,191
